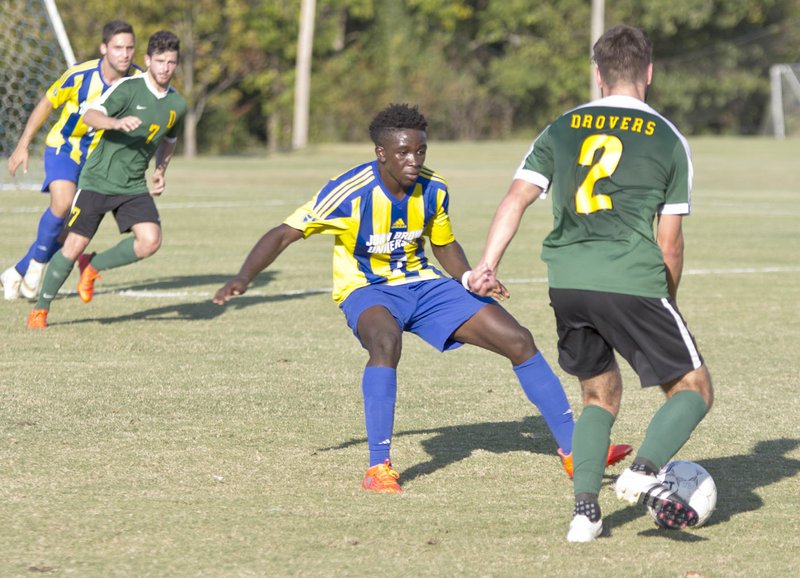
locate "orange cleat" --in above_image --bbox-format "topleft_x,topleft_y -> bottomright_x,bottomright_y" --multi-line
362,459 -> 402,493
77,253 -> 93,274
558,444 -> 634,479
27,309 -> 48,329
77,254 -> 100,303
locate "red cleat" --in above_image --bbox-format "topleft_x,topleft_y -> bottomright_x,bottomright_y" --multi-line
558,444 -> 634,479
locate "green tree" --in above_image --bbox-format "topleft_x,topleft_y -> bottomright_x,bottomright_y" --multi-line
610,0 -> 800,134
59,0 -> 281,156
57,0 -> 800,151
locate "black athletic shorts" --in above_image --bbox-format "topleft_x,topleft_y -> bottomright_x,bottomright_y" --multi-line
67,189 -> 160,238
549,288 -> 704,387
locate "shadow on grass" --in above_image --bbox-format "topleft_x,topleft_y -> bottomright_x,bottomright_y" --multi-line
318,415 -> 559,482
322,422 -> 800,539
604,437 -> 800,540
49,271 -> 329,325
118,272 -> 277,292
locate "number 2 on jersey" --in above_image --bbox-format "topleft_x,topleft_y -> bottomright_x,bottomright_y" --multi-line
575,134 -> 622,214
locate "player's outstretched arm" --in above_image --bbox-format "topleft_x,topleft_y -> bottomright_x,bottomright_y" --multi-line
213,224 -> 304,305
7,95 -> 54,177
479,179 -> 543,273
430,241 -> 508,300
430,239 -> 472,280
82,108 -> 142,133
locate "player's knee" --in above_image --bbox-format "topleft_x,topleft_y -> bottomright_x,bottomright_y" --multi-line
50,204 -> 71,219
364,331 -> 402,366
136,236 -> 162,258
49,184 -> 77,216
504,325 -> 538,365
674,365 -> 714,411
699,366 -> 714,411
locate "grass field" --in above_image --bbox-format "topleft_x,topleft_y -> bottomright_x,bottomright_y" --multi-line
1,138 -> 799,577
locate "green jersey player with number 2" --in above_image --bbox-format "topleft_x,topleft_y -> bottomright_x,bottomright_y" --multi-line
472,25 -> 714,542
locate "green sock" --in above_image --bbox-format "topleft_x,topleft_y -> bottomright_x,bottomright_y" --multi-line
637,391 -> 708,469
91,237 -> 139,271
35,251 -> 75,310
573,405 -> 615,496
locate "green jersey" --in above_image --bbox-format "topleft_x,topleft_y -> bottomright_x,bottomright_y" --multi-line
518,95 -> 692,298
78,74 -> 186,195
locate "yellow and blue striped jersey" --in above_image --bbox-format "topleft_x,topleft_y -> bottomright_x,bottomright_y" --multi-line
284,161 -> 455,303
44,58 -> 141,164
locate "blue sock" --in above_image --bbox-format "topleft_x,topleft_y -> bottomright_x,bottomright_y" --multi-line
16,208 -> 66,273
362,366 -> 397,467
513,353 -> 574,453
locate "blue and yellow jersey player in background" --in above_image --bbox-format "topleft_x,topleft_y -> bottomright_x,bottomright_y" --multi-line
2,20 -> 141,301
213,103 -> 631,493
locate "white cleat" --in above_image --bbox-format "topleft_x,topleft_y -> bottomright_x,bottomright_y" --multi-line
1,266 -> 23,300
20,259 -> 45,299
615,467 -> 674,504
567,514 -> 603,543
615,467 -> 698,529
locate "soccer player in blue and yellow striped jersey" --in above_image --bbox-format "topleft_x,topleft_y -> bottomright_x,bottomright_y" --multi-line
2,20 -> 140,300
214,104 -> 631,493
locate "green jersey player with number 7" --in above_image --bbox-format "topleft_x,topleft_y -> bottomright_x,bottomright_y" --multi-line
27,30 -> 186,328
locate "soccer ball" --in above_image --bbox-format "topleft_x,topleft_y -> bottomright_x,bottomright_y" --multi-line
648,460 -> 717,528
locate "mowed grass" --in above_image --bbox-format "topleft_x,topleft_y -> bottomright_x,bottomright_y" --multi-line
1,138 -> 799,577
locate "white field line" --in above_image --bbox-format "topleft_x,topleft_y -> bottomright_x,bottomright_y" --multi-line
0,199 -> 290,214
55,287 -> 331,299
52,266 -> 798,300
505,265 -> 800,285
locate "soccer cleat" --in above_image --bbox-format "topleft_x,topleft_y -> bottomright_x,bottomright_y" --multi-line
1,266 -> 23,300
20,259 -> 45,299
77,254 -> 100,303
615,467 -> 699,529
77,253 -> 95,275
566,514 -> 603,543
27,309 -> 48,329
607,443 -> 634,466
558,443 -> 634,478
362,459 -> 402,493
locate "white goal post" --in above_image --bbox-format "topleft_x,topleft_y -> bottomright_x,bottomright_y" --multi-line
1,0 -> 76,189
769,64 -> 800,139
43,0 -> 77,67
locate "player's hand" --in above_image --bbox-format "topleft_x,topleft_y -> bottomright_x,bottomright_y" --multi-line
213,277 -> 249,305
150,171 -> 166,196
491,278 -> 510,301
468,264 -> 510,301
114,115 -> 142,132
7,146 -> 29,177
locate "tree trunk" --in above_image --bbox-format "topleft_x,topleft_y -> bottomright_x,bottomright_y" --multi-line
183,108 -> 197,158
180,8 -> 197,158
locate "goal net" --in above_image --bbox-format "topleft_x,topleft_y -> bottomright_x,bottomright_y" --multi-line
1,0 -> 75,190
766,64 -> 800,138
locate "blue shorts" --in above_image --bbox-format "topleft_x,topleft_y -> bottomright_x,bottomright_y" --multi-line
41,146 -> 82,192
340,278 -> 492,352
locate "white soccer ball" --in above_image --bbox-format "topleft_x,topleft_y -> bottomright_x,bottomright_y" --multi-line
648,460 -> 717,528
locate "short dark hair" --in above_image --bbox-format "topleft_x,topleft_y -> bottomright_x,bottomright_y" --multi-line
147,30 -> 180,57
102,20 -> 134,45
593,25 -> 652,88
368,103 -> 428,146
